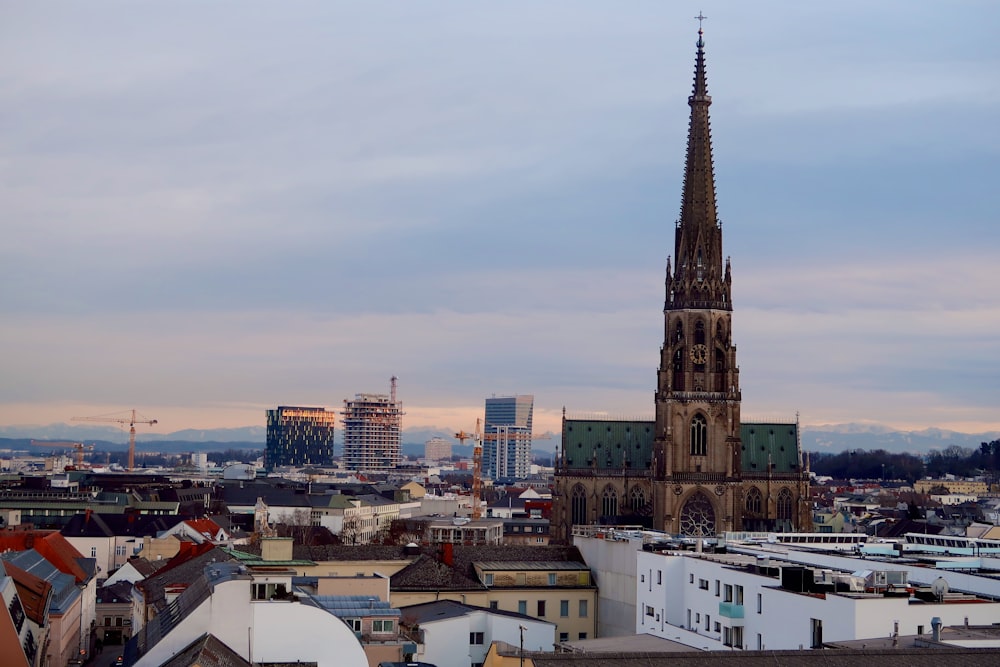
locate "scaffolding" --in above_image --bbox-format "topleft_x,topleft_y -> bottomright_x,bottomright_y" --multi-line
342,377 -> 404,471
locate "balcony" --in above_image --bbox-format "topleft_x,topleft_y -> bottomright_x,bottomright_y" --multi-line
718,602 -> 744,620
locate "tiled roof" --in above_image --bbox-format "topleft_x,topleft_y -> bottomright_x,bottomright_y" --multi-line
159,633 -> 251,667
0,560 -> 52,625
184,518 -> 225,539
0,550 -> 80,614
0,531 -> 90,583
391,545 -> 586,592
136,545 -> 233,615
61,512 -> 190,539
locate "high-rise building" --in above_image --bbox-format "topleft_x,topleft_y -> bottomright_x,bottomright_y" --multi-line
342,377 -> 404,471
552,26 -> 811,540
265,406 -> 337,469
484,394 -> 534,480
424,437 -> 452,462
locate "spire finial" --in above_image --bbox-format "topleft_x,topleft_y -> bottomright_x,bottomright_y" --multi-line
695,11 -> 707,48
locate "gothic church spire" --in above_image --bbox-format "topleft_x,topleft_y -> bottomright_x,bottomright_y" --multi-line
667,25 -> 731,311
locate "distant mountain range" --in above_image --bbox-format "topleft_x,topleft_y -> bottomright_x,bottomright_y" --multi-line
1,422 -> 996,457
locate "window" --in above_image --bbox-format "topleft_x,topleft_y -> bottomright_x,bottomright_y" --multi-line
757,633 -> 763,650
537,526 -> 544,533
104,617 -> 111,627
372,620 -> 393,633
548,573 -> 557,586
705,614 -> 711,631
733,626 -> 743,649
777,488 -> 794,522
756,593 -> 762,614
735,585 -> 743,605
578,633 -> 587,640
347,619 -> 361,632
115,545 -> 127,557
698,579 -> 709,590
115,617 -> 123,627
559,632 -> 569,642
489,601 -> 498,610
470,632 -> 484,645
484,573 -> 494,586
536,537 -> 544,543
640,574 -> 645,583
560,600 -> 569,617
715,580 -> 720,596
714,621 -> 720,632
657,570 -> 662,585
645,605 -> 655,617
571,485 -> 588,526
91,547 -> 97,558
690,414 -> 707,456
579,600 -> 588,618
689,573 -> 694,584
518,600 -> 527,615
723,584 -> 733,602
537,600 -> 546,617
601,486 -> 618,519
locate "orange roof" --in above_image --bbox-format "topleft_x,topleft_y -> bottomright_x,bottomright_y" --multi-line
184,519 -> 225,540
0,600 -> 30,667
0,531 -> 88,583
1,561 -> 52,626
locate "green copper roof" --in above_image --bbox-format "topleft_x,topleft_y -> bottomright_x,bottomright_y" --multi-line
560,419 -> 801,474
562,420 -> 654,470
740,422 -> 800,473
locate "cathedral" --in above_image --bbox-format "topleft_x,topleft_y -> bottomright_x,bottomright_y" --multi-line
552,28 -> 812,541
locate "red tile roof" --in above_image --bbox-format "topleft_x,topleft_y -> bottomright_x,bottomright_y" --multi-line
1,561 -> 53,626
0,531 -> 88,583
184,518 -> 225,540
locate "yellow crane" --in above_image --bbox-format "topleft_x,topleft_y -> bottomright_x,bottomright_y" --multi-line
455,419 -> 484,519
30,440 -> 94,468
71,409 -> 158,471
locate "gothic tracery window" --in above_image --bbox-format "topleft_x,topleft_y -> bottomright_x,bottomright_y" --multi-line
629,486 -> 646,512
690,414 -> 707,456
571,485 -> 588,526
745,487 -> 762,515
601,486 -> 619,521
777,488 -> 793,521
679,491 -> 716,537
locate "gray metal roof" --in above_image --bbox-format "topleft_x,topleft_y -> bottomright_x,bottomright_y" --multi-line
473,561 -> 589,571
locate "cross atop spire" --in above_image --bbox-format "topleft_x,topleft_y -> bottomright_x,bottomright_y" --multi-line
694,11 -> 707,30
695,12 -> 707,49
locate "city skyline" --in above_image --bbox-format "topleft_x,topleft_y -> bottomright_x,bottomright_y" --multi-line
2,3 -> 999,437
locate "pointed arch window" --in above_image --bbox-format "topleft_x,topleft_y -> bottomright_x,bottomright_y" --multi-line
675,321 -> 684,343
690,414 -> 707,456
745,487 -> 762,515
571,485 -> 588,526
777,488 -> 793,522
695,320 -> 706,345
601,486 -> 619,520
629,486 -> 646,512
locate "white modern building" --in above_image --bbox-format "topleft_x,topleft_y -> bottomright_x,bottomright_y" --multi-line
132,562 -> 368,667
401,599 -> 554,667
634,543 -> 1000,651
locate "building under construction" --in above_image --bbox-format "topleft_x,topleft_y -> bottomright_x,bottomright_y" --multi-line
342,377 -> 404,471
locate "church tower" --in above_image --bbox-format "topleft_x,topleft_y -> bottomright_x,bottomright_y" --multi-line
550,23 -> 811,542
652,24 -> 743,535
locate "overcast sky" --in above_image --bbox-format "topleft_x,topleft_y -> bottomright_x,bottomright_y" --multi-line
2,1 -> 999,438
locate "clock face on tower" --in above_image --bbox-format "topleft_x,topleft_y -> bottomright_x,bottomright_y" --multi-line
690,344 -> 708,365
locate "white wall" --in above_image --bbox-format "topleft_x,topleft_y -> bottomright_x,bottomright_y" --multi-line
134,577 -> 368,667
416,609 -> 553,667
636,550 -> 1000,651
64,536 -> 114,576
573,535 -> 642,637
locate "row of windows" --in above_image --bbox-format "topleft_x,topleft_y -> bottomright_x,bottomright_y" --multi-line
507,599 -> 588,618
484,572 -> 573,587
689,575 -> 745,605
346,618 -> 394,633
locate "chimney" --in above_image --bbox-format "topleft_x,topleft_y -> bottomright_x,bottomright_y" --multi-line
931,617 -> 942,642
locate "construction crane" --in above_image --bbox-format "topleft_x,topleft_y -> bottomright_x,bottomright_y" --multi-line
30,440 -> 95,468
71,409 -> 158,471
455,419 -> 483,519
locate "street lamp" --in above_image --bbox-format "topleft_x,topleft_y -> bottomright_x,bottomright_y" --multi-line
519,624 -> 527,667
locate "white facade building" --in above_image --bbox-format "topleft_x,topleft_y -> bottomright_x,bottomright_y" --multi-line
402,600 -> 554,667
635,548 -> 1000,651
133,562 -> 368,667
